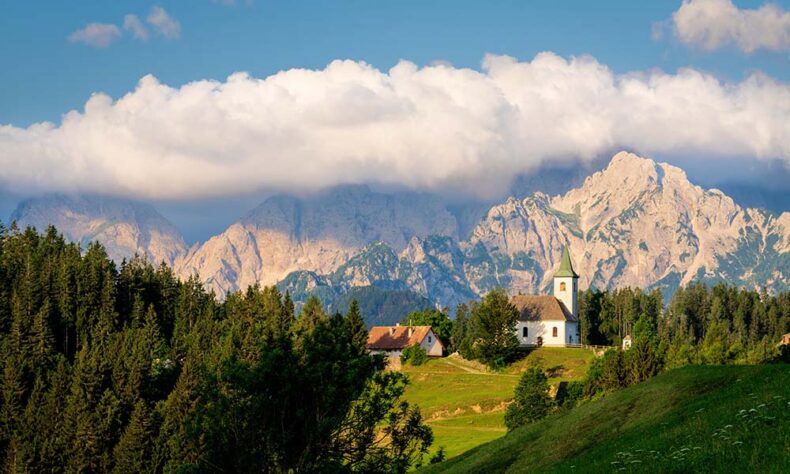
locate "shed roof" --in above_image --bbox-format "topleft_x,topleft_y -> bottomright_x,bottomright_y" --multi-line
366,325 -> 436,350
511,295 -> 577,322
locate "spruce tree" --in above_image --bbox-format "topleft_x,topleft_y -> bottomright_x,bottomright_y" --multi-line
113,399 -> 155,473
345,299 -> 368,355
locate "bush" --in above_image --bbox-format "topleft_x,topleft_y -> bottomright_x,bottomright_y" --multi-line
401,343 -> 428,366
556,380 -> 585,409
504,367 -> 552,430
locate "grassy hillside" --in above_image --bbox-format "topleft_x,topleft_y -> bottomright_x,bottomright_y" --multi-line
401,348 -> 597,458
420,364 -> 790,473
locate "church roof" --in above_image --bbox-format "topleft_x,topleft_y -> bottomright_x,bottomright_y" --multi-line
555,246 -> 579,278
511,295 -> 578,322
366,325 -> 436,350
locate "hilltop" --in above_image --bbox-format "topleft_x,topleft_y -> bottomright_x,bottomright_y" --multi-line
420,364 -> 790,473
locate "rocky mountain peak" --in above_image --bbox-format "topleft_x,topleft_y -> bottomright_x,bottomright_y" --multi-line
10,194 -> 187,265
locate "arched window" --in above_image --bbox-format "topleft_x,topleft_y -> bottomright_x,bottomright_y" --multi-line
560,282 -> 566,291
552,327 -> 558,337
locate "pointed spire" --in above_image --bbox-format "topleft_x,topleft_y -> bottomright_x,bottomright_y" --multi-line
555,246 -> 578,278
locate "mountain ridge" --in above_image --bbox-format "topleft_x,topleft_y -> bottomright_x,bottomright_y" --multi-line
8,152 -> 789,308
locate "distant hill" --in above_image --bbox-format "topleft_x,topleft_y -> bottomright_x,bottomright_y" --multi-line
421,364 -> 789,473
276,271 -> 434,327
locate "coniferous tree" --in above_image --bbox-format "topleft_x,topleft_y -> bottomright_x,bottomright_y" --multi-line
345,299 -> 369,354
113,399 -> 155,473
464,289 -> 520,368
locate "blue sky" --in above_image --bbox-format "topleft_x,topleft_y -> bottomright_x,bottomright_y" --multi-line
1,0 -> 786,126
0,1 -> 788,241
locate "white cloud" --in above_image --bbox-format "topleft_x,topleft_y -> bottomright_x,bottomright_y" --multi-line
123,14 -> 149,41
147,6 -> 181,39
672,0 -> 790,53
0,53 -> 788,200
67,23 -> 122,48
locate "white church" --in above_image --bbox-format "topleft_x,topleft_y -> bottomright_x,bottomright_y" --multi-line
512,246 -> 581,347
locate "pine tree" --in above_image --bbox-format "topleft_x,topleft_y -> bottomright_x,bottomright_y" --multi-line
30,299 -> 55,372
294,295 -> 328,335
113,399 -> 155,473
465,289 -> 520,368
345,299 -> 368,355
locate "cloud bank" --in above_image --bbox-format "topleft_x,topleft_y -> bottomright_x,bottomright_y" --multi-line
1,53 -> 788,200
672,0 -> 790,52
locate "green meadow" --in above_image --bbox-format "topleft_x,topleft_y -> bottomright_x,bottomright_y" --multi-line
419,364 -> 790,473
401,347 -> 597,458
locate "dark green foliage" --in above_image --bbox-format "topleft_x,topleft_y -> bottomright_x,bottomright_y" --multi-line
401,343 -> 428,366
0,225 -> 432,472
504,367 -> 551,430
463,289 -> 520,369
451,303 -> 471,357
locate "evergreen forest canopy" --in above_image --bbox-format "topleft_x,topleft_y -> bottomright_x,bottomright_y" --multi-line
0,224 -> 434,472
0,223 -> 789,472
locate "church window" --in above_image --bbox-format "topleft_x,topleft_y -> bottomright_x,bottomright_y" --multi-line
522,327 -> 528,338
552,327 -> 558,337
560,282 -> 566,291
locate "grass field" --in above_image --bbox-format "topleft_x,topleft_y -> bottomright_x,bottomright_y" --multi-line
419,364 -> 790,473
401,347 -> 597,459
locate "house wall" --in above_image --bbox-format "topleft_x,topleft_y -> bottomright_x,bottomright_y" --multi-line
516,321 -> 579,347
420,329 -> 444,356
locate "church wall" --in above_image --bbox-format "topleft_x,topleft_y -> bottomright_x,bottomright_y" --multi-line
553,276 -> 578,317
516,320 -> 573,347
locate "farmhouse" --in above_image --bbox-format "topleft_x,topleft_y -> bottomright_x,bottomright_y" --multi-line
366,324 -> 444,358
512,246 -> 581,347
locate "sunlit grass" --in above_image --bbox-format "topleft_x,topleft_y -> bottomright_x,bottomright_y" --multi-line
420,364 -> 790,473
400,348 -> 597,459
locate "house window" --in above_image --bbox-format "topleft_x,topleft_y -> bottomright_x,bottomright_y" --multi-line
560,282 -> 566,291
522,327 -> 528,338
552,327 -> 558,337
428,335 -> 432,343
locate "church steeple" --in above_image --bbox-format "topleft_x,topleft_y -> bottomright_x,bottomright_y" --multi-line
553,246 -> 578,319
555,246 -> 579,278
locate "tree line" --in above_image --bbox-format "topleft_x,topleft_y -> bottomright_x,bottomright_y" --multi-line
0,224 -> 433,472
402,283 -> 789,371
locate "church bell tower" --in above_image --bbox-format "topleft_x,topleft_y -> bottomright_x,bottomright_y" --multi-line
553,246 -> 579,318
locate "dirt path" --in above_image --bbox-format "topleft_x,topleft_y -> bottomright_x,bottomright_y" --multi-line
442,358 -> 518,377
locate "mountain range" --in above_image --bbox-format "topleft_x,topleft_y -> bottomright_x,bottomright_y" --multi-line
9,152 -> 790,314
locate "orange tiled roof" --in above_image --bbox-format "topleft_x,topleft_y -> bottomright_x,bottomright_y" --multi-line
366,325 -> 434,350
511,295 -> 577,322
